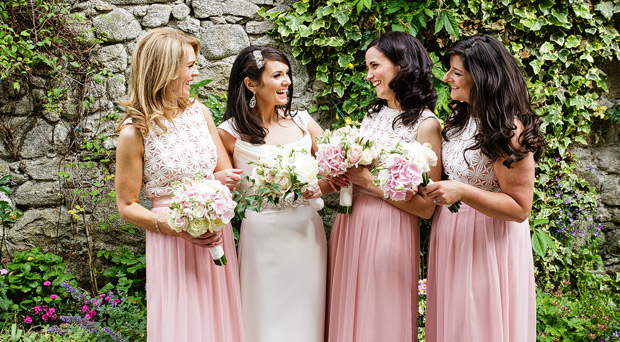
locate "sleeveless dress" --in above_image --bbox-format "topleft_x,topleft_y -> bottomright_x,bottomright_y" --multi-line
327,106 -> 440,342
139,102 -> 244,342
219,111 -> 327,342
426,117 -> 536,342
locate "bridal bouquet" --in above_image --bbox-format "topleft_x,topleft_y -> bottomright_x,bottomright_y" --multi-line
315,124 -> 377,214
249,145 -> 325,213
373,142 -> 460,212
167,174 -> 237,266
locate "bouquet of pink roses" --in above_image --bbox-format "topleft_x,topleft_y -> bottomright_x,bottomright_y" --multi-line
167,174 -> 237,266
373,141 -> 437,201
315,124 -> 377,213
249,145 -> 325,213
373,142 -> 460,212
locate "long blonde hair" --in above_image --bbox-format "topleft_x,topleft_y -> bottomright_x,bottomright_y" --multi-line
116,28 -> 200,135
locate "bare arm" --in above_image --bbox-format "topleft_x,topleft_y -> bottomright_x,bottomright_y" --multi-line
425,121 -> 534,222
346,118 -> 442,219
115,124 -> 222,246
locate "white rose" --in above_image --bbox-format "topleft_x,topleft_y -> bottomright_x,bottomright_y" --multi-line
360,147 -> 377,165
275,172 -> 292,192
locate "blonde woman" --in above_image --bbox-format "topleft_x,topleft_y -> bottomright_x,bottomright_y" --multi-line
115,28 -> 244,341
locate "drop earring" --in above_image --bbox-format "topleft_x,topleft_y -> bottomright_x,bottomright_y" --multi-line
249,91 -> 256,108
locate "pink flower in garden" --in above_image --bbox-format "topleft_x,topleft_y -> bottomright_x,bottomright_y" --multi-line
24,316 -> 32,324
50,294 -> 57,300
105,296 -> 110,301
114,298 -> 120,304
86,310 -> 97,321
100,293 -> 106,298
42,313 -> 48,322
82,305 -> 89,313
43,280 -> 51,286
33,306 -> 42,314
0,269 -> 8,275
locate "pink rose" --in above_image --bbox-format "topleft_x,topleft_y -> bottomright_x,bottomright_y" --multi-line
34,306 -> 42,314
50,294 -> 57,300
43,280 -> 51,286
347,145 -> 363,165
24,316 -> 32,324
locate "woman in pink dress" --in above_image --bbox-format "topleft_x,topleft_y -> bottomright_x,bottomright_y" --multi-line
114,28 -> 244,342
424,35 -> 545,342
326,31 -> 442,341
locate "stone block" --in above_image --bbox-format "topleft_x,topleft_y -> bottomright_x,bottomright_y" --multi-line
20,120 -> 69,159
23,158 -> 59,181
177,17 -> 201,34
93,8 -> 142,43
200,25 -> 249,59
172,3 -> 191,20
107,74 -> 127,102
193,0 -> 259,19
14,181 -> 62,207
142,4 -> 172,27
5,208 -> 71,251
93,44 -> 128,73
195,62 -> 232,91
600,175 -> 620,206
246,21 -> 274,35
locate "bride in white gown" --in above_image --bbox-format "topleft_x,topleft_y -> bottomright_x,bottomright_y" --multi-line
218,46 -> 333,342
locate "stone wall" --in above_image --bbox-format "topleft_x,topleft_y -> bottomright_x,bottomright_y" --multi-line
0,0 -> 619,284
572,60 -> 620,272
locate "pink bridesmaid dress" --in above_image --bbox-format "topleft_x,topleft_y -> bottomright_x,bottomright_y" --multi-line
327,106 -> 439,342
139,101 -> 244,342
426,117 -> 536,342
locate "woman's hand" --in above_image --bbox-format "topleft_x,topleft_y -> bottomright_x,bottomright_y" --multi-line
404,186 -> 418,201
176,230 -> 224,248
344,166 -> 373,189
214,169 -> 243,189
423,180 -> 463,206
303,187 -> 323,200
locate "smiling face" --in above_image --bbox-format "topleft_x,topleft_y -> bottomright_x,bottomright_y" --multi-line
253,59 -> 291,108
365,46 -> 400,108
174,46 -> 199,99
443,54 -> 473,103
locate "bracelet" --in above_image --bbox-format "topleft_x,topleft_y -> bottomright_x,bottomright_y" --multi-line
154,215 -> 162,234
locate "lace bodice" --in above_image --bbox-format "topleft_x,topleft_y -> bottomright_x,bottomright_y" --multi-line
140,102 -> 218,198
360,105 -> 440,153
442,118 -> 500,192
219,111 -> 313,210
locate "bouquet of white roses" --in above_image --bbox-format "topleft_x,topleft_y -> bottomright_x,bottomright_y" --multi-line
315,124 -> 377,213
249,145 -> 325,213
167,174 -> 237,266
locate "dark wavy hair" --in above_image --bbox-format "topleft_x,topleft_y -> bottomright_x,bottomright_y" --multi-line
442,35 -> 546,167
224,46 -> 294,144
366,31 -> 437,128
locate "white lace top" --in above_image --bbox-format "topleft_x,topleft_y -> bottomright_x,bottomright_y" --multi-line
442,117 -> 500,192
360,105 -> 440,158
138,101 -> 218,198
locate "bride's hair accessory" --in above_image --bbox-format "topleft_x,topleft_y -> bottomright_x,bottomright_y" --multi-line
253,50 -> 265,69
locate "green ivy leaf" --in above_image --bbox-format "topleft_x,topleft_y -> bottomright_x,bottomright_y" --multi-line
564,35 -> 580,48
594,1 -> 614,19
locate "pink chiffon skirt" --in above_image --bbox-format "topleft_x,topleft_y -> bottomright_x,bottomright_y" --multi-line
327,191 -> 420,342
426,204 -> 536,342
146,196 -> 244,342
